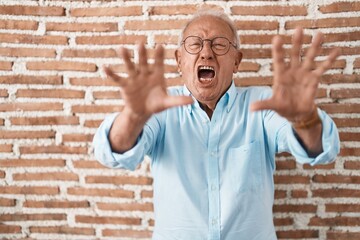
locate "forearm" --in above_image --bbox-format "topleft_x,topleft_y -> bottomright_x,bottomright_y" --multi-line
109,107 -> 150,153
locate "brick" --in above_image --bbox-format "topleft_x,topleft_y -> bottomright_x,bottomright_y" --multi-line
0,186 -> 59,195
102,229 -> 152,238
323,31 -> 360,43
312,188 -> 360,198
344,161 -> 360,170
149,5 -> 197,15
70,6 -> 142,17
0,47 -> 56,58
0,213 -> 65,221
0,159 -> 65,168
0,198 -> 16,207
291,190 -> 308,198
275,190 -> 287,199
0,118 -> 4,125
71,104 -> 123,113
303,162 -> 335,170
0,102 -> 63,111
26,61 -> 97,72
274,175 -> 310,184
231,5 -> 307,16
275,160 -> 296,170
354,58 -> 360,69
93,91 -> 121,100
0,225 -> 21,234
62,49 -> 117,58
76,215 -> 141,225
238,62 -> 261,72
84,119 -> 102,128
47,22 -> 117,32
321,74 -> 359,84
24,200 -> 89,208
67,187 -> 134,198
0,75 -> 62,85
340,148 -> 360,156
340,132 -> 360,142
19,145 -> 87,154
0,61 -> 12,70
0,33 -> 68,45
30,226 -> 95,235
237,20 -> 279,30
240,48 -> 272,59
330,89 -> 360,99
313,174 -> 360,184
17,89 -> 85,99
0,130 -> 55,139
0,144 -> 12,152
11,116 -> 79,125
273,204 -> 317,213
274,218 -> 293,226
240,34 -> 311,45
319,2 -> 360,13
125,19 -> 187,30
76,35 -> 147,45
85,175 -> 153,185
327,231 -> 360,240
276,230 -> 319,239
140,190 -> 153,198
326,204 -> 360,213
0,89 -> 8,97
97,202 -> 153,211
309,216 -> 360,226
13,172 -> 79,181
62,133 -> 94,142
319,103 -> 360,114
0,170 -> 5,178
72,160 -> 105,169
286,17 -> 359,29
70,77 -> 118,86
154,35 -> 180,45
0,19 -> 38,30
148,219 -> 155,226
0,5 -> 65,16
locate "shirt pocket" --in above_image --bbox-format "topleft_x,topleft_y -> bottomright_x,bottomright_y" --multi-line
228,141 -> 262,192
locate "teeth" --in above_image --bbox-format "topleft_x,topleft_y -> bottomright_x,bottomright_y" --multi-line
199,66 -> 214,71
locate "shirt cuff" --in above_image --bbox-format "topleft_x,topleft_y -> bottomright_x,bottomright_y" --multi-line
286,109 -> 340,166
92,113 -> 146,171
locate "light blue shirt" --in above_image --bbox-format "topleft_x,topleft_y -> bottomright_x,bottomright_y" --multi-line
93,82 -> 340,240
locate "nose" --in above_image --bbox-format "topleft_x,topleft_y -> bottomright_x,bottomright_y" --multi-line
200,40 -> 214,60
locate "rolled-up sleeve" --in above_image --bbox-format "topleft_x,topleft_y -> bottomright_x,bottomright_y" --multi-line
285,109 -> 340,166
92,113 -> 149,171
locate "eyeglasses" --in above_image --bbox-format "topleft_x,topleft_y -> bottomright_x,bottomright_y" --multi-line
181,36 -> 237,56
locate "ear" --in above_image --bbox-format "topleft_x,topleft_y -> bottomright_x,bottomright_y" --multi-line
233,50 -> 243,73
175,49 -> 181,72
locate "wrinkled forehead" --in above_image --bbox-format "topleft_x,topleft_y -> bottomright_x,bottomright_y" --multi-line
183,15 -> 235,40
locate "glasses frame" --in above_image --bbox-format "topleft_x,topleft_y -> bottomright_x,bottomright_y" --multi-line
181,36 -> 237,56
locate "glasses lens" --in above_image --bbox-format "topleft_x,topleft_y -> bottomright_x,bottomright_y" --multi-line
184,36 -> 202,54
212,37 -> 229,55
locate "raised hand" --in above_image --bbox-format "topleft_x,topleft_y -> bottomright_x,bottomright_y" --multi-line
251,28 -> 340,123
105,43 -> 193,121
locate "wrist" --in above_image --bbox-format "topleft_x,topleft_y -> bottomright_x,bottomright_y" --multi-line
291,108 -> 322,130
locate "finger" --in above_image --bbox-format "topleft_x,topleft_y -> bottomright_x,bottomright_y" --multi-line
250,99 -> 276,112
272,36 -> 286,79
154,44 -> 165,77
290,27 -> 303,69
303,32 -> 323,71
120,47 -> 135,75
313,47 -> 340,77
138,43 -> 148,73
104,66 -> 126,86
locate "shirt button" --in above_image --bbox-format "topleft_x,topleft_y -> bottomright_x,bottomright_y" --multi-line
210,151 -> 215,156
211,185 -> 216,191
212,218 -> 217,225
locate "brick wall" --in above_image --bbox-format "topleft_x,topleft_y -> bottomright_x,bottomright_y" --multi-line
0,0 -> 359,239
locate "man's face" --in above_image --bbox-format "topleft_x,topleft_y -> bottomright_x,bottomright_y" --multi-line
175,15 -> 242,107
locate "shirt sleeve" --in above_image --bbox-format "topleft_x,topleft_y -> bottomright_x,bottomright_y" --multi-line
92,112 -> 162,171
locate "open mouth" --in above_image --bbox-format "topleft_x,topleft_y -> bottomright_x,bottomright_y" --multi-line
198,65 -> 215,82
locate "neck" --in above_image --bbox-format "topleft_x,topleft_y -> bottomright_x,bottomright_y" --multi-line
199,101 -> 216,119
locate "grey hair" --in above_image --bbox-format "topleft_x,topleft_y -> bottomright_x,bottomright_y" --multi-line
178,9 -> 240,49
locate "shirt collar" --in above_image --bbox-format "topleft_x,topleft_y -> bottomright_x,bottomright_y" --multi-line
183,80 -> 238,114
